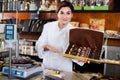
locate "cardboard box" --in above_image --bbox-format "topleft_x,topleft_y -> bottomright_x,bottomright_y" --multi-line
90,19 -> 105,32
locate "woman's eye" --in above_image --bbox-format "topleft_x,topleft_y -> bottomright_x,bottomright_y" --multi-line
59,11 -> 72,15
60,12 -> 64,14
67,12 -> 71,15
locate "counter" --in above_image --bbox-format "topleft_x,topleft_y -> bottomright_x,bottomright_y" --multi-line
0,72 -> 92,80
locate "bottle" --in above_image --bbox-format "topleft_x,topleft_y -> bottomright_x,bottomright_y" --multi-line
7,0 -> 12,11
29,0 -> 37,11
20,1 -> 25,11
13,0 -> 16,11
96,0 -> 101,6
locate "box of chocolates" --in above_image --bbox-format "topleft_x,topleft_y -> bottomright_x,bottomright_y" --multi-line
63,28 -> 104,60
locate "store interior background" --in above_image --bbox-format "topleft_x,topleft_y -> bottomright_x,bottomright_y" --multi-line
0,0 -> 120,79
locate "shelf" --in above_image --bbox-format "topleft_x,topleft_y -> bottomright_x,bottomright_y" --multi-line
1,10 -> 120,13
107,39 -> 120,46
37,9 -> 120,12
74,10 -> 120,13
1,10 -> 38,13
19,32 -> 41,35
19,33 -> 40,40
108,38 -> 120,40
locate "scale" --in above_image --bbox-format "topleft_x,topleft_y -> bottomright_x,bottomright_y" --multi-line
2,64 -> 43,78
1,24 -> 43,79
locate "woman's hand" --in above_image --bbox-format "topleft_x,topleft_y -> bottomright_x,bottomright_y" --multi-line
43,45 -> 61,53
82,58 -> 90,64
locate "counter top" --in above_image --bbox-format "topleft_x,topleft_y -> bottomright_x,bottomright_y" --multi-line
0,72 -> 93,80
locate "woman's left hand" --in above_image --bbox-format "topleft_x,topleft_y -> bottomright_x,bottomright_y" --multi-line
82,58 -> 90,64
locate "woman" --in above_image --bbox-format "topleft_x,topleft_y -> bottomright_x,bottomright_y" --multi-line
35,1 -> 84,72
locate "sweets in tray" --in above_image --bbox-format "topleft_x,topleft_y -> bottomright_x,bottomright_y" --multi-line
66,44 -> 101,59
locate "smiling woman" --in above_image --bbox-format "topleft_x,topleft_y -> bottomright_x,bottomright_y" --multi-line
35,1 -> 85,74
57,7 -> 73,29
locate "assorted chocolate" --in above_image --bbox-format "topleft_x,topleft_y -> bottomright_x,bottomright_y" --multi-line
66,44 -> 101,59
12,56 -> 33,64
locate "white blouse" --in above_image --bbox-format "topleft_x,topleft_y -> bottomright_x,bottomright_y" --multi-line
35,21 -> 84,72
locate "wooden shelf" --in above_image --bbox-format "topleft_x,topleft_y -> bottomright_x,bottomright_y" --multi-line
107,39 -> 120,46
19,33 -> 40,40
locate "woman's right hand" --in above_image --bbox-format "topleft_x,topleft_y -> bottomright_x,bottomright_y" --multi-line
43,45 -> 61,53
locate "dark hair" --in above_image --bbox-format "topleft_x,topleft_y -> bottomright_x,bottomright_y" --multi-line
56,1 -> 74,13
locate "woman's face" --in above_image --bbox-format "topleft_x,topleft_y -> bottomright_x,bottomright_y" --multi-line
57,7 -> 73,26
